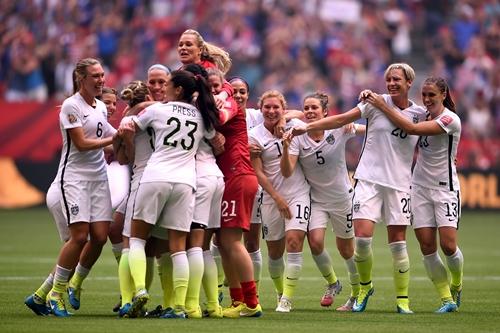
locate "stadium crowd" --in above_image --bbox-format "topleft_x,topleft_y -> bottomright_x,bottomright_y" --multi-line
0,0 -> 498,169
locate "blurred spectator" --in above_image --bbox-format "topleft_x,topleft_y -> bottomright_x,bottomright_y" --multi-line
0,0 -> 498,170
4,29 -> 47,102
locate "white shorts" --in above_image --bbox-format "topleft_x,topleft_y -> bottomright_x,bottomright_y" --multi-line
352,180 -> 411,226
193,175 -> 225,229
250,187 -> 263,224
261,194 -> 310,241
411,184 -> 461,229
121,179 -> 169,240
309,199 -> 354,239
61,180 -> 113,224
115,193 -> 128,215
46,183 -> 70,242
107,161 -> 130,210
133,182 -> 194,232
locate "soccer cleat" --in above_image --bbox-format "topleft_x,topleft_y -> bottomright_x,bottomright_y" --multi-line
451,285 -> 462,308
186,306 -> 203,319
160,308 -> 186,319
222,302 -> 245,318
144,305 -> 164,318
118,303 -> 132,318
320,280 -> 342,307
67,285 -> 81,310
240,303 -> 263,317
396,300 -> 413,314
336,296 -> 356,312
47,294 -> 71,317
203,305 -> 223,318
352,287 -> 374,312
127,289 -> 149,318
112,296 -> 122,312
218,290 -> 224,304
24,294 -> 51,316
275,297 -> 292,313
435,300 -> 458,313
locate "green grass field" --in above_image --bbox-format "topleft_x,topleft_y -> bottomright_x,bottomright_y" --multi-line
0,208 -> 499,333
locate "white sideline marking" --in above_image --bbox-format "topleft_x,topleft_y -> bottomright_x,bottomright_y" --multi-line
1,276 -> 499,281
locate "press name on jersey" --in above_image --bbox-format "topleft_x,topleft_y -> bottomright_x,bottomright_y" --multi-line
172,104 -> 197,117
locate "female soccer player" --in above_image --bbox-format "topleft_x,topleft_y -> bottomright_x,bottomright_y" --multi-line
281,92 -> 364,311
124,70 -> 219,319
206,68 -> 262,318
43,58 -> 116,317
230,77 -> 264,294
364,77 -> 463,313
292,63 -> 427,313
112,80 -> 156,317
249,90 -> 310,313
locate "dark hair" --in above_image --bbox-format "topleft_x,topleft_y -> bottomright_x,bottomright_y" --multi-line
120,80 -> 149,107
229,77 -> 250,92
303,92 -> 329,115
72,58 -> 101,94
183,63 -> 209,80
169,69 -> 219,131
423,77 -> 456,113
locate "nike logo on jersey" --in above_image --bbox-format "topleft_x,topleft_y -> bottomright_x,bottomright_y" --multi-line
298,221 -> 307,224
263,142 -> 270,147
302,146 -> 311,151
83,114 -> 89,118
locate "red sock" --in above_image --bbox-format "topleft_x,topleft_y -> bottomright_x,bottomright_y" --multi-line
229,287 -> 244,305
241,280 -> 258,308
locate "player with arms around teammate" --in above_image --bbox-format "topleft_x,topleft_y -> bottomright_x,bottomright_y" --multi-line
33,58 -> 116,317
124,70 -> 219,319
281,92 -> 364,311
364,77 -> 463,313
293,63 -> 427,313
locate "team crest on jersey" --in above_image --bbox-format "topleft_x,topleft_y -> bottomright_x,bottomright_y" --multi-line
412,115 -> 419,124
440,115 -> 453,126
70,204 -> 79,216
353,201 -> 360,212
68,114 -> 77,124
325,133 -> 336,145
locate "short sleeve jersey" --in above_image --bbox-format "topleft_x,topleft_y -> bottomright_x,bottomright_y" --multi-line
354,94 -> 427,192
246,108 -> 264,131
215,98 -> 255,179
249,119 -> 310,204
196,139 -> 224,178
135,101 -> 214,189
289,127 -> 355,203
55,92 -> 116,182
412,109 -> 461,191
121,115 -> 154,182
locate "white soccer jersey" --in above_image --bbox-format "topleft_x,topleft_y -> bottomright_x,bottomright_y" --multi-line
249,119 -> 310,204
135,101 -> 214,189
121,115 -> 154,183
354,94 -> 426,192
246,108 -> 263,131
412,109 -> 461,191
55,92 -> 116,182
196,139 -> 224,178
289,127 -> 355,203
